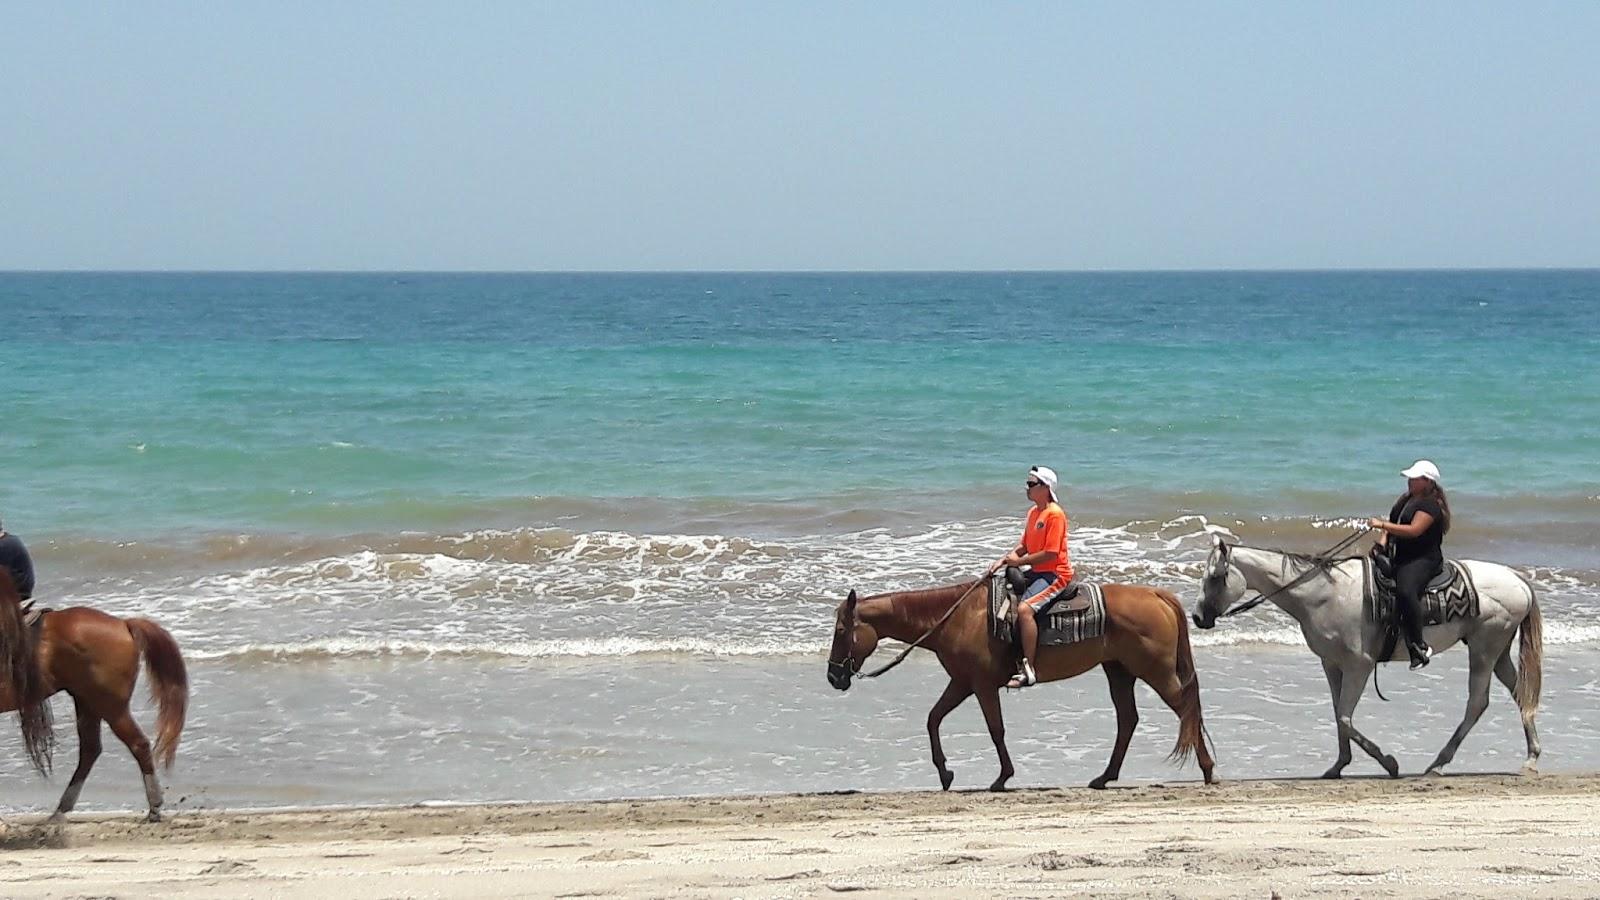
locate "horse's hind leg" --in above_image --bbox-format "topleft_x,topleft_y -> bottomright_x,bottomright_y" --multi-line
48,699 -> 103,822
974,686 -> 1015,792
926,678 -> 973,791
107,709 -> 164,822
1090,663 -> 1137,790
1493,648 -> 1541,773
1424,644 -> 1495,776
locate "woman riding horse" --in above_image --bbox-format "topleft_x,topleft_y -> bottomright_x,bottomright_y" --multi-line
1368,459 -> 1450,669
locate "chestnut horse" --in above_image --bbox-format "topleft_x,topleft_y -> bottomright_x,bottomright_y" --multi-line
0,571 -> 188,822
828,579 -> 1215,790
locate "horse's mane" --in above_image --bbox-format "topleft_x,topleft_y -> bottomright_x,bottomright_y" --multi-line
868,581 -> 977,605
1245,545 -> 1361,577
1282,550 -> 1360,569
859,580 -> 983,632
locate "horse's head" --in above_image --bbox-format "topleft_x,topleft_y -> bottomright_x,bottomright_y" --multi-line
827,589 -> 879,691
1193,533 -> 1248,629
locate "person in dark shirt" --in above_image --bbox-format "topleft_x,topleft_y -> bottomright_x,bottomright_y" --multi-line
1368,460 -> 1450,669
0,516 -> 36,602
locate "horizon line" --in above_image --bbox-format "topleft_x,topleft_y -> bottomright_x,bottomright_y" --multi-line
3,266 -> 1598,276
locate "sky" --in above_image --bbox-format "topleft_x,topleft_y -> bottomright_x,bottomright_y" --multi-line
2,3 -> 1597,271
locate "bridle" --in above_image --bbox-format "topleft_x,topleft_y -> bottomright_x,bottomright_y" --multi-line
829,565 -> 997,684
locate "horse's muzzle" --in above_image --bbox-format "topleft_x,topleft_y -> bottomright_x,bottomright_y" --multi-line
1192,611 -> 1216,630
827,660 -> 853,691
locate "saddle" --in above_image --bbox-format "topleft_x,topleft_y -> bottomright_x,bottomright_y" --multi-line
1364,556 -> 1479,663
1003,566 -> 1091,614
989,570 -> 1109,648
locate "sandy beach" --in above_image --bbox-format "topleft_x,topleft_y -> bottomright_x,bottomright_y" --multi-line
3,774 -> 1598,898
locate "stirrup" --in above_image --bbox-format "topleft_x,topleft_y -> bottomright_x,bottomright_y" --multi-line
1006,660 -> 1038,690
1409,644 -> 1432,670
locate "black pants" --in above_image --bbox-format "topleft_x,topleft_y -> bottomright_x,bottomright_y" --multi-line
1393,557 -> 1440,651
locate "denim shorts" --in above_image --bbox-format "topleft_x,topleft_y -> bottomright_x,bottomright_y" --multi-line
1020,571 -> 1059,606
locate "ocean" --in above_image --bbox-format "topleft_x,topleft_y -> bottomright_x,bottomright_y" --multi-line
2,270 -> 1598,813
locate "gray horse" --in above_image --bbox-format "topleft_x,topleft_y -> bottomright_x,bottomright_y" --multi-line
1191,532 -> 1541,778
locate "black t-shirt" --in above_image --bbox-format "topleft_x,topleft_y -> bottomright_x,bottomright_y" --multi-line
0,533 -> 35,600
1388,496 -> 1445,566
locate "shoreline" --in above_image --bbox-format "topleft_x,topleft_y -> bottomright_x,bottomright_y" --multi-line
5,773 -> 1600,897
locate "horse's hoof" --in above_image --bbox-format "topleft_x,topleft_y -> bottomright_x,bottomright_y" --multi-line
1381,756 -> 1400,778
145,810 -> 163,824
1424,766 -> 1445,778
1202,770 -> 1218,785
988,777 -> 1012,792
1088,776 -> 1111,790
939,770 -> 955,791
46,812 -> 66,825
1320,768 -> 1343,780
1521,762 -> 1540,776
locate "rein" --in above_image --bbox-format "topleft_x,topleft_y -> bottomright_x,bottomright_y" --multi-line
857,565 -> 998,679
1219,529 -> 1368,618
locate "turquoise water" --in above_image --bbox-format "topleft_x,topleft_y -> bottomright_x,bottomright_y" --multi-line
1,271 -> 1598,812
6,271 -> 1598,538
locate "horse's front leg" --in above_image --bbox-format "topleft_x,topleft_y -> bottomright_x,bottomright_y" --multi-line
974,684 -> 1015,791
1332,664 -> 1400,778
1320,660 -> 1353,779
927,678 -> 973,791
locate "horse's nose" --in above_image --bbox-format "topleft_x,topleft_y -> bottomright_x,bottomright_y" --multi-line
1192,612 -> 1215,630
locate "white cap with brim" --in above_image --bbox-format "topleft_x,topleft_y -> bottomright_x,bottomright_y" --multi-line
1401,459 -> 1442,486
1030,465 -> 1060,503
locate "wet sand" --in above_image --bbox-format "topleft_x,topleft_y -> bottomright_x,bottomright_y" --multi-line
3,774 -> 1598,898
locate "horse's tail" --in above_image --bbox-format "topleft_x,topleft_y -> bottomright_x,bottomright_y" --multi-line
1155,587 -> 1209,766
126,617 -> 189,770
0,570 -> 53,775
1514,576 -> 1543,724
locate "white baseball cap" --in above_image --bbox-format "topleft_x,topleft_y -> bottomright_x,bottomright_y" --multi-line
1029,466 -> 1060,503
1400,459 -> 1442,486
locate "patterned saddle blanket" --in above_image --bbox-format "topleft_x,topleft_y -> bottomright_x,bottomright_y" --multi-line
1362,559 -> 1479,626
988,573 -> 1108,647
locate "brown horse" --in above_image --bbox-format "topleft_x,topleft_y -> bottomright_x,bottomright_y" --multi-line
828,578 -> 1216,790
0,571 -> 188,822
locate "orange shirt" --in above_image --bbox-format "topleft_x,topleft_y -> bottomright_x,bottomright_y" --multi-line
1022,502 -> 1074,588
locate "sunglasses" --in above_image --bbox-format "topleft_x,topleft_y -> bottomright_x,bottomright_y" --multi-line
1026,480 -> 1043,488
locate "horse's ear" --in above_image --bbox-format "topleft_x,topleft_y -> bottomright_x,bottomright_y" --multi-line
1210,531 -> 1224,549
845,590 -> 858,615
